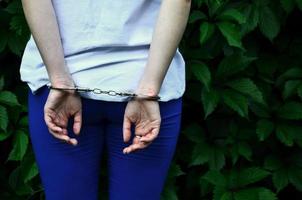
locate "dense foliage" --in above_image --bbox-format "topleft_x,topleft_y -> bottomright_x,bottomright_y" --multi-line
1,0 -> 302,199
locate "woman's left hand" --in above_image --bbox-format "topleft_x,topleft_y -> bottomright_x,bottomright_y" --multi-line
122,99 -> 161,154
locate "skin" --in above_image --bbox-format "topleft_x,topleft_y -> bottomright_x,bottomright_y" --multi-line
21,0 -> 191,153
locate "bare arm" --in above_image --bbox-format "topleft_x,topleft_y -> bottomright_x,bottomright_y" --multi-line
135,0 -> 191,96
21,0 -> 82,146
21,0 -> 74,88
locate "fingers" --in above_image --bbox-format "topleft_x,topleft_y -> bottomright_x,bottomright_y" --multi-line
48,127 -> 78,146
44,112 -> 78,146
123,116 -> 132,143
73,110 -> 82,135
44,113 -> 63,133
122,126 -> 160,154
123,136 -> 151,154
139,127 -> 160,143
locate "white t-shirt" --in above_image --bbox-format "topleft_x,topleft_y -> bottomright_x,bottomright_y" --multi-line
19,0 -> 186,102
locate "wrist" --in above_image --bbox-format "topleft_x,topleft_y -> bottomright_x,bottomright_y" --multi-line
135,87 -> 159,97
136,74 -> 163,95
50,77 -> 75,88
49,85 -> 78,95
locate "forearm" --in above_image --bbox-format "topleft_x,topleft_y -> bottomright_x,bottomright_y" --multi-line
21,0 -> 74,87
136,0 -> 191,96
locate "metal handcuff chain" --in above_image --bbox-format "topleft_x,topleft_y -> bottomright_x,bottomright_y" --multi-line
47,85 -> 161,101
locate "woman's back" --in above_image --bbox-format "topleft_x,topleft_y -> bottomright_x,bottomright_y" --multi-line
19,0 -> 186,102
51,0 -> 162,53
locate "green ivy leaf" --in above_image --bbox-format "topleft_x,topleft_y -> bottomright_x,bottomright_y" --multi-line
277,101 -> 302,120
4,0 -> 23,14
188,10 -> 207,23
167,162 -> 185,179
217,8 -> 247,24
230,146 -> 240,165
276,124 -> 294,146
199,177 -> 212,197
207,0 -> 225,17
20,154 -> 39,183
0,75 -> 4,90
257,187 -> 278,200
238,167 -> 271,187
190,61 -> 211,90
8,166 -> 33,195
296,0 -> 302,11
201,87 -> 220,119
199,21 -> 216,45
7,130 -> 28,161
182,123 -> 205,143
222,89 -> 248,118
189,143 -> 210,167
231,141 -> 253,164
216,21 -> 244,49
249,102 -> 271,118
273,168 -> 289,193
241,4 -> 259,34
208,146 -> 226,170
202,170 -> 227,187
18,116 -> 28,127
0,105 -> 8,132
0,130 -> 12,141
220,192 -> 233,200
10,15 -> 29,36
276,67 -> 302,86
283,80 -> 302,99
7,37 -> 22,56
288,168 -> 302,191
280,0 -> 295,13
277,123 -> 302,144
0,29 -> 8,52
264,155 -> 282,171
234,187 -> 277,200
0,90 -> 21,107
259,6 -> 280,41
234,188 -> 259,200
161,184 -> 178,200
215,53 -> 257,80
213,186 -> 228,200
238,141 -> 252,161
256,119 -> 274,141
225,78 -> 265,105
297,83 -> 302,100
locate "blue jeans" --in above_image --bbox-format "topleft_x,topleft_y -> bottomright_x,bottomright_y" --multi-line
27,85 -> 183,200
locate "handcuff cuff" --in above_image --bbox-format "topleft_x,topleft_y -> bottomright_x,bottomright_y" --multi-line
47,84 -> 161,101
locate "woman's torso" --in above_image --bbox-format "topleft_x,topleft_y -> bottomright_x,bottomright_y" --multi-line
19,0 -> 186,102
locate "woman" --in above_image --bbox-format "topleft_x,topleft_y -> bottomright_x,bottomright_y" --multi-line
20,0 -> 191,199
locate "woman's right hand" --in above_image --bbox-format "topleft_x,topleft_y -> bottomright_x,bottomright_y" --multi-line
43,86 -> 82,146
122,98 -> 161,154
